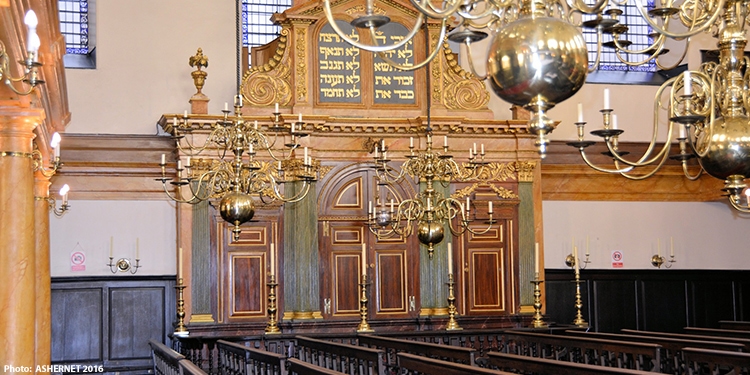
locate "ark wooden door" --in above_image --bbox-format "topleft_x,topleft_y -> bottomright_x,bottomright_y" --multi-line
318,163 -> 419,321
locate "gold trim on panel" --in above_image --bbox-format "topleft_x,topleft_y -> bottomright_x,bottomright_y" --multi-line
332,227 -> 363,244
230,254 -> 266,316
333,253 -> 361,315
518,306 -> 535,314
469,250 -> 503,309
468,226 -> 502,242
375,231 -> 406,243
419,307 -> 449,316
333,177 -> 363,208
283,311 -> 320,320
509,220 -> 516,314
376,251 -> 407,313
228,226 -> 268,246
189,314 -> 215,323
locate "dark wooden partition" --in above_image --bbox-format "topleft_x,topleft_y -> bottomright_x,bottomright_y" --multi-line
51,276 -> 176,374
545,269 -> 750,333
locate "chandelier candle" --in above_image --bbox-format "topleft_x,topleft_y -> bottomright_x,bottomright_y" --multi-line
270,243 -> 275,277
447,242 -> 453,275
534,242 -> 540,279
177,247 -> 183,279
361,243 -> 367,276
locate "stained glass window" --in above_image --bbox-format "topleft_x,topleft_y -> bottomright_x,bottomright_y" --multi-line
242,0 -> 292,67
58,0 -> 90,55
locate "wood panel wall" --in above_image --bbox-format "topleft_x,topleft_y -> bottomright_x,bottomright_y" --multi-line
51,277 -> 175,374
545,269 -> 750,333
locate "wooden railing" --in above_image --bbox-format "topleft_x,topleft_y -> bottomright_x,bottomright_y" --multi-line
487,352 -> 661,375
287,358 -> 348,375
683,347 -> 750,375
150,339 -> 207,375
217,340 -> 288,375
357,334 -> 477,368
396,353 -> 513,375
294,336 -> 386,375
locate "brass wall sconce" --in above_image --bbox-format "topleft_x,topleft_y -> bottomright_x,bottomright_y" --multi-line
48,183 -> 70,217
0,10 -> 44,96
651,238 -> 676,269
107,237 -> 141,274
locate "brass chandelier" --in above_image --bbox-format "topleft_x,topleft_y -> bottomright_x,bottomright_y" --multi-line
158,97 -> 319,239
566,0 -> 750,213
368,133 -> 496,258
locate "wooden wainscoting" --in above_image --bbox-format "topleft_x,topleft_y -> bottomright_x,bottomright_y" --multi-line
545,269 -> 750,333
51,276 -> 176,374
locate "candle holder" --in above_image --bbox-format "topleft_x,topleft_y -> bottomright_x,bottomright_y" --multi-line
107,256 -> 141,274
530,278 -> 548,328
572,272 -> 588,328
564,252 -> 590,270
356,274 -> 374,332
446,273 -> 462,331
265,274 -> 281,334
651,254 -> 676,269
174,277 -> 189,336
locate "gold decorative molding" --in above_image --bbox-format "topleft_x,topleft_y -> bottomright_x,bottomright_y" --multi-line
188,314 -> 215,323
440,41 -> 490,110
241,28 -> 293,107
294,27 -> 307,102
188,48 -> 209,95
516,161 -> 537,183
453,183 -> 519,201
459,162 -> 517,182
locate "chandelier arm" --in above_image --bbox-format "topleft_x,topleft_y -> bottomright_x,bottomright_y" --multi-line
578,149 -> 635,174
727,196 -> 750,213
681,161 -> 704,181
408,0 -> 465,19
587,28 -> 604,73
455,4 -> 497,21
372,18 -> 448,71
686,68 -> 721,159
615,149 -> 670,180
269,178 -> 311,203
322,0 -> 425,53
567,0 -> 608,15
635,0 -> 724,39
654,38 -> 691,72
463,39 -> 488,80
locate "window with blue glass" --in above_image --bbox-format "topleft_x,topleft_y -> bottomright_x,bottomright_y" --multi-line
58,0 -> 95,68
242,0 -> 292,67
581,2 -> 662,83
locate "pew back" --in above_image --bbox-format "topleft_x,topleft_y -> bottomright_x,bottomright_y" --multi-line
288,358 -> 349,375
502,330 -> 661,371
150,339 -> 186,375
683,327 -> 750,340
217,339 -> 288,375
358,334 -> 477,366
683,347 -> 750,375
396,352 -> 514,375
295,336 -> 385,375
621,329 -> 750,351
487,352 -> 661,375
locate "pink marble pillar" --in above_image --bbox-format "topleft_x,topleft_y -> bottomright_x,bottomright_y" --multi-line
34,170 -> 52,373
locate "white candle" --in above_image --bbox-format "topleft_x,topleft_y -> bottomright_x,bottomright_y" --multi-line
684,70 -> 692,96
361,243 -> 367,276
574,246 -> 580,274
603,88 -> 610,109
577,103 -> 584,123
410,137 -> 414,148
390,199 -> 394,212
469,148 -> 473,159
254,120 -> 258,129
534,242 -> 540,275
269,242 -> 276,276
368,201 -> 372,214
110,236 -> 114,258
249,144 -> 254,154
473,143 -> 477,154
224,102 -> 229,111
184,110 -> 188,118
238,95 -> 243,107
298,113 -> 302,123
161,154 -> 166,165
481,144 -> 485,155
465,197 -> 470,215
136,238 -> 140,259
304,147 -> 308,162
612,114 -> 618,129
679,125 -> 686,139
291,123 -> 295,133
488,201 -> 493,214
447,242 -> 453,275
178,247 -> 183,279
275,103 -> 279,113
444,135 -> 448,148
177,160 -> 182,171
186,157 -> 191,167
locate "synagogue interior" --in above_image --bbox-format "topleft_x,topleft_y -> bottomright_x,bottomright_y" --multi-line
2,0 -> 750,374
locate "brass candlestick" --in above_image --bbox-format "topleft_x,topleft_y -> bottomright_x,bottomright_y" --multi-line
572,272 -> 588,328
446,273 -> 463,330
174,277 -> 189,336
265,274 -> 280,334
530,277 -> 548,328
357,274 -> 374,332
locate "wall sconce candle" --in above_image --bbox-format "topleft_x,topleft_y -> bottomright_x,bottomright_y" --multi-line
107,237 -> 142,274
565,237 -> 590,270
651,237 -> 676,269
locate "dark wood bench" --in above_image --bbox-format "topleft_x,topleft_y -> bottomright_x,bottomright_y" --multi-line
719,321 -> 750,331
217,339 -> 288,375
683,347 -> 750,375
502,330 -> 661,371
487,351 -> 662,375
684,327 -> 750,340
295,335 -> 386,375
621,329 -> 750,351
179,359 -> 208,375
150,339 -> 186,375
358,334 -> 477,366
565,330 -> 745,374
396,352 -> 515,375
288,358 -> 349,375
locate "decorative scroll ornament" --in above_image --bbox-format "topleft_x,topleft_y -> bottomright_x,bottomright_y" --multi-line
241,28 -> 293,107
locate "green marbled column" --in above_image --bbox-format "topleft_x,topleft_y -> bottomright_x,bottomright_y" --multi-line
418,181 -> 449,315
518,180 -> 536,306
283,180 -> 320,318
191,189 -> 212,317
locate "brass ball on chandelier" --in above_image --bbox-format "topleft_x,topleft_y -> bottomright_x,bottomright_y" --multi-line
696,115 -> 750,180
417,220 -> 444,258
219,191 -> 256,240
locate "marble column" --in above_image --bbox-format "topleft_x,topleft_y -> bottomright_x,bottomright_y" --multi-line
34,170 -> 51,373
0,108 -> 42,372
418,181 -> 449,316
517,161 -> 538,309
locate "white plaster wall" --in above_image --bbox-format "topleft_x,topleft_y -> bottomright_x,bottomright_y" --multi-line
49,200 -> 177,277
